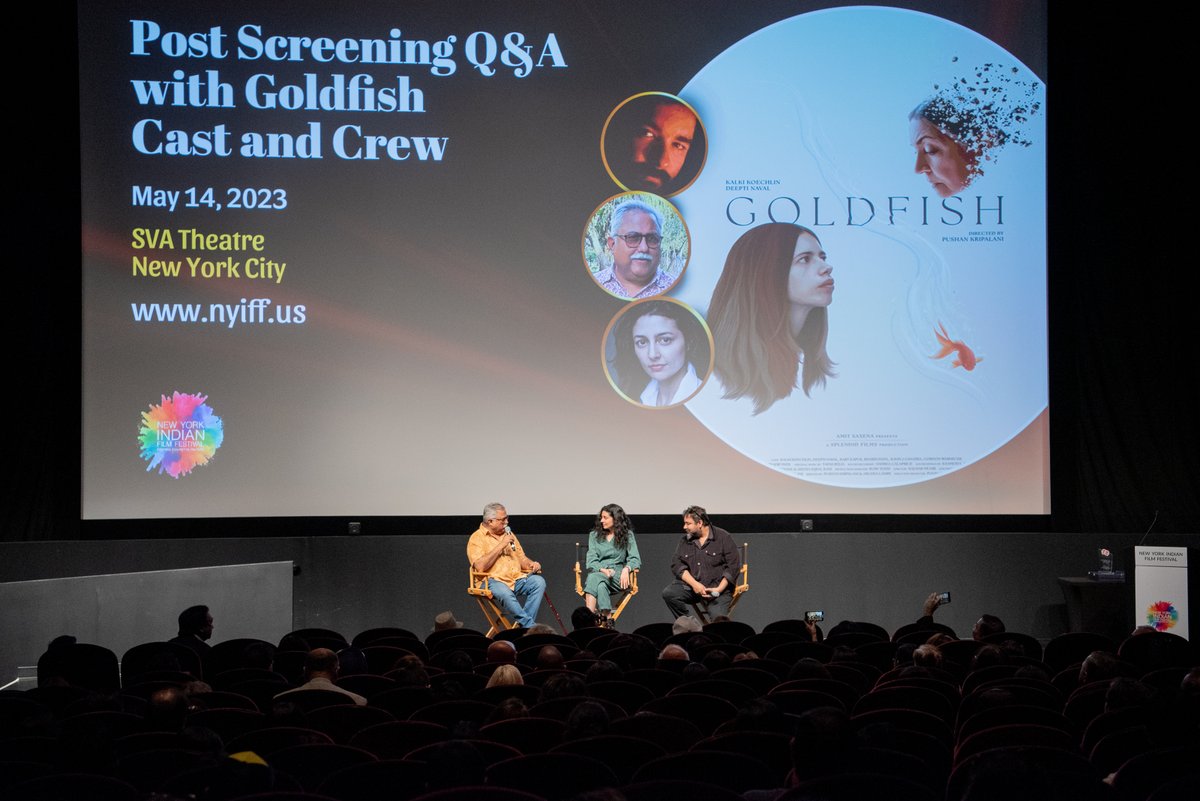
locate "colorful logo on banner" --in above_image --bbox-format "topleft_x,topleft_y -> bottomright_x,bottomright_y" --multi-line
138,392 -> 224,478
1145,600 -> 1179,632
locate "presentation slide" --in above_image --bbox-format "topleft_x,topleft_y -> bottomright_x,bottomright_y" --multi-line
80,1 -> 1048,519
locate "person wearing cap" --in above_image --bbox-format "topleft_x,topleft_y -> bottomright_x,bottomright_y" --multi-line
433,611 -> 464,632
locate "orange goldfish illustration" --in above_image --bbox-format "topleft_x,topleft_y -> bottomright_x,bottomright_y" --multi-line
931,322 -> 981,370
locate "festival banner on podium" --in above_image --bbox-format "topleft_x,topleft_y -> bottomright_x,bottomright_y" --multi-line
1133,546 -> 1189,640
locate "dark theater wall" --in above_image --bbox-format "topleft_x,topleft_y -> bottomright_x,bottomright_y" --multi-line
2,531 -> 1182,648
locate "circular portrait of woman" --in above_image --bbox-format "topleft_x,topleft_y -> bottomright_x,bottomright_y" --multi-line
601,92 -> 708,198
603,298 -> 713,408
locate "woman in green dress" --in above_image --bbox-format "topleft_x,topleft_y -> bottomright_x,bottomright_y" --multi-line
584,503 -> 641,621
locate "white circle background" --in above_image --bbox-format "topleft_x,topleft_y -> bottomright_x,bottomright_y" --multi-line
671,7 -> 1047,489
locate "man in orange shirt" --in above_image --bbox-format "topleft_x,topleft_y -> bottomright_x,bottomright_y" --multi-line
468,502 -> 546,628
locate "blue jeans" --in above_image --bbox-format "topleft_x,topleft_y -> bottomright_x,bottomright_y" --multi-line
487,574 -> 546,628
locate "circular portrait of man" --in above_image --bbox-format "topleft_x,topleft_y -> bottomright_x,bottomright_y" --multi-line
602,92 -> 708,197
582,192 -> 689,300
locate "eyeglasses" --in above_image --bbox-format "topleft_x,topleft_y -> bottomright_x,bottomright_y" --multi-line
614,232 -> 662,248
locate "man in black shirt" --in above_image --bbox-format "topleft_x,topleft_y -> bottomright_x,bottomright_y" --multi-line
662,505 -> 741,619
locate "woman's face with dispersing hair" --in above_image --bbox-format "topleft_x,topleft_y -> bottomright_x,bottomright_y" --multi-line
911,115 -> 973,197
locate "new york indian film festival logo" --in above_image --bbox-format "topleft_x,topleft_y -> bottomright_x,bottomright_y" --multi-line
1145,601 -> 1179,633
138,391 -> 224,478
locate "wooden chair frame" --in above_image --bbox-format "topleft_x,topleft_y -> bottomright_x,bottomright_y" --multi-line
690,542 -> 750,623
468,567 -> 518,637
574,542 -> 639,625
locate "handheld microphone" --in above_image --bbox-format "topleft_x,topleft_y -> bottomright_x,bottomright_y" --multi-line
504,525 -> 516,550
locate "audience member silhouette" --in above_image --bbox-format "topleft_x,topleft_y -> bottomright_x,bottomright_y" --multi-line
169,604 -> 214,659
274,647 -> 367,705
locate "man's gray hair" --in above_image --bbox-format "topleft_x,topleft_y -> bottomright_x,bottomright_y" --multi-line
482,502 -> 506,522
609,200 -> 663,238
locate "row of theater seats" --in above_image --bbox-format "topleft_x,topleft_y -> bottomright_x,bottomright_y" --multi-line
3,619 -> 1197,800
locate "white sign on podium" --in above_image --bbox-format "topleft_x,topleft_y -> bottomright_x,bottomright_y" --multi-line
1133,547 -> 1189,640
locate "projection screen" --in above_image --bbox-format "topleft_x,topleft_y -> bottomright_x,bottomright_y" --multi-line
80,1 -> 1048,519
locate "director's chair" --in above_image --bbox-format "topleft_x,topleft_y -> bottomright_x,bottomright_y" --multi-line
468,567 -> 519,637
574,542 -> 639,627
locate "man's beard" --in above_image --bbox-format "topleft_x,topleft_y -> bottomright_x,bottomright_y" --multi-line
634,167 -> 673,191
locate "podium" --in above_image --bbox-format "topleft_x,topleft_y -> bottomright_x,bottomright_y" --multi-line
1057,577 -> 1131,642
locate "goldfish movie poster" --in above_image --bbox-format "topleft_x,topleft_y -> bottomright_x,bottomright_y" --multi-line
671,8 -> 1047,491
